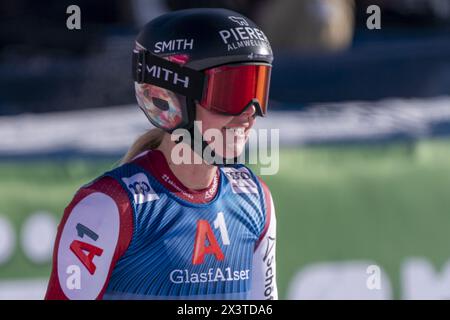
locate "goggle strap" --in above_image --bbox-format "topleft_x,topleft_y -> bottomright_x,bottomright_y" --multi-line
132,50 -> 205,100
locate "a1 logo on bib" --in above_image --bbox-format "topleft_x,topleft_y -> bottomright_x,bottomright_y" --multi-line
222,167 -> 258,194
122,173 -> 159,204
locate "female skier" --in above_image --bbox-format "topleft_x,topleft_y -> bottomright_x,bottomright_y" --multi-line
46,8 -> 277,300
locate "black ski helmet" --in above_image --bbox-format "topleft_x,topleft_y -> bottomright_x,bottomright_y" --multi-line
133,8 -> 273,132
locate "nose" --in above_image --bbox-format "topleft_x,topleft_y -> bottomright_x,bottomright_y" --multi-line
241,104 -> 256,117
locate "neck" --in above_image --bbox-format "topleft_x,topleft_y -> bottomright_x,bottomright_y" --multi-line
156,133 -> 217,190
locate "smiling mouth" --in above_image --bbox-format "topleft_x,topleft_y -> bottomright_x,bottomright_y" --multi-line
223,127 -> 246,135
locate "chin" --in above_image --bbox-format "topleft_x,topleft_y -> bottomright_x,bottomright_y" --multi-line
219,143 -> 246,160
208,137 -> 248,162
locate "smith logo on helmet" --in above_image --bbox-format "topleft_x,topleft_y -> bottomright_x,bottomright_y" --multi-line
153,38 -> 194,54
144,64 -> 189,88
133,50 -> 205,100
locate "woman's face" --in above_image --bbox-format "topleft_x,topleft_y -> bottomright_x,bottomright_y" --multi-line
196,104 -> 256,160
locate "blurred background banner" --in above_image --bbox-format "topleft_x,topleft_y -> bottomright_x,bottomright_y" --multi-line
1,0 -> 450,299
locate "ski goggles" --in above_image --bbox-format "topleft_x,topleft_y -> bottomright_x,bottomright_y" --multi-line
133,51 -> 272,116
200,63 -> 271,116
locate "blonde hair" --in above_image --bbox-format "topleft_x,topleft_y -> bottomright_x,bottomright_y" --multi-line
120,128 -> 165,164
